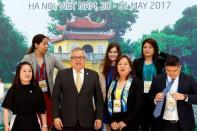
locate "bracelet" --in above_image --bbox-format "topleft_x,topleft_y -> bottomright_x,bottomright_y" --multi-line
42,124 -> 48,128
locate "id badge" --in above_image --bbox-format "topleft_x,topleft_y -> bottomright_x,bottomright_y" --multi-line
144,81 -> 152,93
39,80 -> 48,92
113,100 -> 121,113
166,95 -> 176,112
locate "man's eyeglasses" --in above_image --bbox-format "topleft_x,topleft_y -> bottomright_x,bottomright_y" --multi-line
71,56 -> 85,60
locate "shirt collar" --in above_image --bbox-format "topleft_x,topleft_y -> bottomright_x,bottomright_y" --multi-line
73,68 -> 84,74
167,75 -> 179,82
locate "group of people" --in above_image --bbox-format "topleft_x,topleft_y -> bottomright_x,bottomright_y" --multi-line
1,34 -> 197,131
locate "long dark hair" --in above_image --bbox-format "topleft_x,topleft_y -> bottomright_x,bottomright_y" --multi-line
115,55 -> 133,80
28,34 -> 48,54
11,62 -> 37,88
101,42 -> 122,78
141,38 -> 159,61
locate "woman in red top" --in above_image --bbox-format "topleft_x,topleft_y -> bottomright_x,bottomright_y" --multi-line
22,34 -> 65,130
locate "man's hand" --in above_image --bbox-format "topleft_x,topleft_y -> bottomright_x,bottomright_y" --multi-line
111,121 -> 120,130
94,119 -> 102,130
54,118 -> 63,130
155,92 -> 165,103
171,92 -> 187,100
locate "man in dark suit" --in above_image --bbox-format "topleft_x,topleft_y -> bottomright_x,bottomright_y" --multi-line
149,55 -> 197,131
52,47 -> 103,131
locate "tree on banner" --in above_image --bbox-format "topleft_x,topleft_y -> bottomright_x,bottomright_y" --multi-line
162,5 -> 197,78
132,32 -> 191,57
48,0 -> 138,45
0,2 -> 27,82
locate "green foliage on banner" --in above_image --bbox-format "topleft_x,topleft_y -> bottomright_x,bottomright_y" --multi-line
119,39 -> 134,54
133,5 -> 197,77
132,32 -> 191,57
162,25 -> 174,35
174,5 -> 197,50
48,0 -> 138,42
0,1 -> 27,82
0,123 -> 3,131
163,5 -> 197,78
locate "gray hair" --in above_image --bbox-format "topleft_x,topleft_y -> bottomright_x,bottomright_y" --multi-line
70,47 -> 86,58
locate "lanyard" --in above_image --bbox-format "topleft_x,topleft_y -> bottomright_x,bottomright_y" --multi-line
143,63 -> 155,81
36,58 -> 46,80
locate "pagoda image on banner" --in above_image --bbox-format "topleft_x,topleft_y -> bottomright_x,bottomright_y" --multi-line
51,14 -> 115,69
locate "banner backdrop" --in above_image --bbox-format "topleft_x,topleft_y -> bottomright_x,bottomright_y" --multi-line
0,0 -> 197,128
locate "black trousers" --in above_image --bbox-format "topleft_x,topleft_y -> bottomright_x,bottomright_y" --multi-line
140,94 -> 156,131
111,126 -> 139,131
62,123 -> 101,131
161,120 -> 183,131
62,126 -> 93,131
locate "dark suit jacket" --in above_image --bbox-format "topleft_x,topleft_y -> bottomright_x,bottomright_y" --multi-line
52,68 -> 104,128
149,73 -> 197,131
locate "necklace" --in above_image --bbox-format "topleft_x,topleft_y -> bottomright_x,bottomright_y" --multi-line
117,80 -> 126,87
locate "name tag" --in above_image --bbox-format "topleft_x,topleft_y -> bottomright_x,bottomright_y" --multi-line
144,81 -> 152,93
166,95 -> 176,112
113,100 -> 121,113
39,80 -> 48,92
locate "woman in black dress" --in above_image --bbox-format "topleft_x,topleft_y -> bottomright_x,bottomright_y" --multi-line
2,62 -> 47,131
132,38 -> 168,131
107,55 -> 143,131
99,42 -> 122,131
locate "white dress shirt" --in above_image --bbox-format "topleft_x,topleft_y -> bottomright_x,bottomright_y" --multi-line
163,76 -> 179,121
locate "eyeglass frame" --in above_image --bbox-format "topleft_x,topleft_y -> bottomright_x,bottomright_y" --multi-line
70,56 -> 86,60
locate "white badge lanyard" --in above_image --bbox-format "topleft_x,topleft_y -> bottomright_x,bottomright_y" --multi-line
36,59 -> 48,92
143,64 -> 155,81
113,82 -> 127,113
143,64 -> 155,93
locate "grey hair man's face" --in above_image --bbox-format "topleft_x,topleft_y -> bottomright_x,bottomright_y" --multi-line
70,50 -> 85,71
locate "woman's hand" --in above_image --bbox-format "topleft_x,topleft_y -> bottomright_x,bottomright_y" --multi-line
41,127 -> 48,131
94,119 -> 102,130
111,121 -> 120,130
118,121 -> 127,130
4,124 -> 10,131
3,108 -> 10,131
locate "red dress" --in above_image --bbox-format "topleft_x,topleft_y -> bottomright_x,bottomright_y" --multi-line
36,63 -> 53,127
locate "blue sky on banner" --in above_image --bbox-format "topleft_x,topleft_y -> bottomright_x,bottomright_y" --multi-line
2,0 -> 197,45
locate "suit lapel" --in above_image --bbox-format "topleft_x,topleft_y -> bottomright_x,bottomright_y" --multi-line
161,74 -> 167,91
79,69 -> 88,93
177,73 -> 184,92
161,74 -> 168,116
138,59 -> 144,80
69,68 -> 78,94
